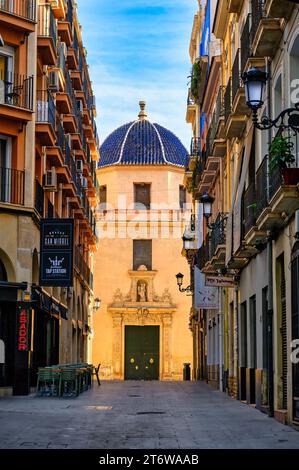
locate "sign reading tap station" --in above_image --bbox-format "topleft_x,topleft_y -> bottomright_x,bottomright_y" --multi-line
40,219 -> 74,287
205,275 -> 236,288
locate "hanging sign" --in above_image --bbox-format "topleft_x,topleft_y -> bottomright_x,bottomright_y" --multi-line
16,307 -> 32,352
40,219 -> 74,287
205,275 -> 235,288
194,267 -> 219,310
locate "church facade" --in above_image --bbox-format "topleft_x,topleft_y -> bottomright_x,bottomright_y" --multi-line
93,103 -> 193,380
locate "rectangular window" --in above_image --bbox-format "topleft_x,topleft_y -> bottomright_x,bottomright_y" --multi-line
134,183 -> 151,210
179,185 -> 186,209
0,135 -> 12,203
99,185 -> 107,208
133,240 -> 152,271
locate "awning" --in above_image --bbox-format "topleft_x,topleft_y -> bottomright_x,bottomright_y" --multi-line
0,282 -> 27,302
32,287 -> 68,320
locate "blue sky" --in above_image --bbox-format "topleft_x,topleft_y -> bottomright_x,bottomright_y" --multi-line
76,0 -> 196,149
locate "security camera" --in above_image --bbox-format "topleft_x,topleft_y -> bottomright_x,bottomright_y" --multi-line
0,34 -> 4,48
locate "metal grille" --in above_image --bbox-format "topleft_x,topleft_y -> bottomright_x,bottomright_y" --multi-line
224,78 -> 232,123
256,156 -> 269,218
232,49 -> 241,104
240,15 -> 250,73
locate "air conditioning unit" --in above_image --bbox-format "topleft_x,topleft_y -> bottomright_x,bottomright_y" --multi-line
44,168 -> 57,190
48,71 -> 60,92
81,176 -> 88,189
76,159 -> 84,173
77,99 -> 84,115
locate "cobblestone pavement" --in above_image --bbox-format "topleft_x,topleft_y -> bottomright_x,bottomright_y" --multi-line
0,381 -> 299,449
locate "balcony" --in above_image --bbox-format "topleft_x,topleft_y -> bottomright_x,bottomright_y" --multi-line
67,28 -> 79,70
209,213 -> 227,270
224,78 -> 246,138
256,154 -> 299,233
36,90 -> 56,146
0,73 -> 34,120
0,167 -> 24,206
49,0 -> 66,19
63,93 -> 78,134
34,179 -> 44,218
186,88 -> 197,124
189,137 -> 201,171
264,0 -> 295,19
228,0 -> 244,13
57,0 -> 73,46
191,56 -> 209,106
231,49 -> 249,116
207,89 -> 226,158
74,246 -> 92,288
0,0 -> 36,32
197,236 -> 211,272
250,0 -> 283,58
37,3 -> 57,65
56,70 -> 73,115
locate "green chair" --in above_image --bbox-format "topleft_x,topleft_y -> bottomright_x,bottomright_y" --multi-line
59,368 -> 80,398
37,368 -> 60,397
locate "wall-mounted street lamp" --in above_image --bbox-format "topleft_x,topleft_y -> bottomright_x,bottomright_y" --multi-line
200,192 -> 214,229
94,298 -> 101,311
175,273 -> 193,294
242,67 -> 299,132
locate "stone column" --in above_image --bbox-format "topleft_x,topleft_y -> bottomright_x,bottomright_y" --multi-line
162,314 -> 173,380
112,313 -> 123,379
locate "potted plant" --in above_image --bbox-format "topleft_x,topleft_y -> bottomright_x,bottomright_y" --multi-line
269,134 -> 299,184
190,61 -> 201,103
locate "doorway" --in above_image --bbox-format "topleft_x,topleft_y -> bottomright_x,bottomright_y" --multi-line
125,326 -> 159,380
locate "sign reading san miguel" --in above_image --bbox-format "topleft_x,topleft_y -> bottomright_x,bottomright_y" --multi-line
17,309 -> 31,352
40,219 -> 74,287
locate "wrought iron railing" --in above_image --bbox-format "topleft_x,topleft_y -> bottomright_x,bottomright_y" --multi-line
256,156 -> 269,218
57,41 -> 66,75
240,14 -> 250,73
187,87 -> 196,106
36,90 -> 55,128
232,49 -> 241,103
38,3 -> 57,45
250,0 -> 264,47
0,0 -> 36,21
35,179 -> 44,217
224,78 -> 232,123
0,167 -> 24,205
210,213 -> 227,257
75,245 -> 91,287
66,0 -> 73,26
0,73 -> 34,110
56,118 -> 65,152
190,137 -> 201,157
197,236 -> 211,271
242,181 -> 256,237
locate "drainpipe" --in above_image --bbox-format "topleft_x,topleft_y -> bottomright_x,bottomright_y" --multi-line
266,56 -> 274,417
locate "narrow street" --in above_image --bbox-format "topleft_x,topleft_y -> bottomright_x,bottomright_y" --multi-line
0,381 -> 298,450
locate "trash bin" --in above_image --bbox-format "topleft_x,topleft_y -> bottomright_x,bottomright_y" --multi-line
183,363 -> 191,381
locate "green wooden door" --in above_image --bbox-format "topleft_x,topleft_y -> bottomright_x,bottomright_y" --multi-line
125,326 -> 159,380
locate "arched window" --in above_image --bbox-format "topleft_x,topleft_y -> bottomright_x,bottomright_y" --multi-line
0,259 -> 7,282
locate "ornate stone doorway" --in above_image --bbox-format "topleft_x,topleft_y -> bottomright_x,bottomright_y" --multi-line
108,267 -> 176,380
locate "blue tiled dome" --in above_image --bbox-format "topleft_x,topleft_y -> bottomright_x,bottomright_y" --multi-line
99,104 -> 188,168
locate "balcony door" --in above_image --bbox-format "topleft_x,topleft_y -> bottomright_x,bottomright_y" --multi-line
0,45 -> 14,105
0,135 -> 12,203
